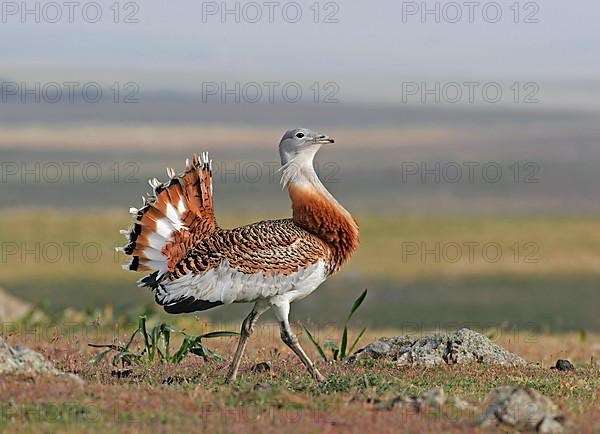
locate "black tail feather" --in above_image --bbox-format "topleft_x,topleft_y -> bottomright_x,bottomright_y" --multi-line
161,296 -> 223,314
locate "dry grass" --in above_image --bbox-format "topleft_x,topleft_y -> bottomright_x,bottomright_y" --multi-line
1,317 -> 599,433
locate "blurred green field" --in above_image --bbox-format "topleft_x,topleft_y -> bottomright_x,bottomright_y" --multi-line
1,210 -> 599,332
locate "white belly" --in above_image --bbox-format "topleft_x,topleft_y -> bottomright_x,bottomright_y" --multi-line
157,259 -> 328,306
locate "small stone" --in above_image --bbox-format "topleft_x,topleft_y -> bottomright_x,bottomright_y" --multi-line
421,387 -> 446,407
554,359 -> 575,372
384,388 -> 446,411
478,386 -> 564,432
350,339 -> 393,360
251,361 -> 271,373
538,417 -> 565,433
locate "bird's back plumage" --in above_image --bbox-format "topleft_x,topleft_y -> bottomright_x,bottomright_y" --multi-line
169,219 -> 331,279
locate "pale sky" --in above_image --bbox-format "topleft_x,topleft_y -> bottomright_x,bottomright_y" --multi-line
1,0 -> 599,103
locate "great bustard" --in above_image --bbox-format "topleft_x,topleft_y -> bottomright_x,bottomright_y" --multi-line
120,128 -> 360,382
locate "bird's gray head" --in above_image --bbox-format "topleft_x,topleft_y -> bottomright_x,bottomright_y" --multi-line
278,128 -> 334,165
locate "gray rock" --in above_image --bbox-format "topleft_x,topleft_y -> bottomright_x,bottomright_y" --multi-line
477,386 -> 564,433
359,339 -> 394,358
351,328 -> 527,367
420,387 -> 446,407
0,287 -> 42,322
0,337 -> 80,381
384,387 -> 446,410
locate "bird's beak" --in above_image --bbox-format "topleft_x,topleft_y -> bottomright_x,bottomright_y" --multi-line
314,135 -> 335,144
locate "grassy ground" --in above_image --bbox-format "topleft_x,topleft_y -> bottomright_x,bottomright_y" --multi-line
1,313 -> 599,433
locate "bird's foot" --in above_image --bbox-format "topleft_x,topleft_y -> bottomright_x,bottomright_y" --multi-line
224,368 -> 237,384
313,368 -> 326,383
224,375 -> 235,384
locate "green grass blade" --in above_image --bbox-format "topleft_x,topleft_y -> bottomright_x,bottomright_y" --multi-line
88,343 -> 123,350
124,328 -> 141,351
347,327 -> 367,357
91,349 -> 112,365
346,289 -> 368,322
150,325 -> 162,362
302,326 -> 328,362
200,331 -> 240,339
163,327 -> 171,362
202,347 -> 224,361
139,316 -> 151,356
340,326 -> 349,359
115,350 -> 139,365
190,346 -> 207,359
332,348 -> 339,361
172,336 -> 192,364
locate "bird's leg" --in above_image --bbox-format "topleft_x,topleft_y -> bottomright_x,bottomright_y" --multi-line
225,301 -> 269,384
272,300 -> 325,382
279,320 -> 325,382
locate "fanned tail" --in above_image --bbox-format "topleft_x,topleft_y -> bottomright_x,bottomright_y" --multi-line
119,153 -> 218,285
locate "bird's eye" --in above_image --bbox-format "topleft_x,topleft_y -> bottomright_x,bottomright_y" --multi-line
295,132 -> 305,139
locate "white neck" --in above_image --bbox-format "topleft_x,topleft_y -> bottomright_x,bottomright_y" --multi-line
279,149 -> 321,189
280,149 -> 348,215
